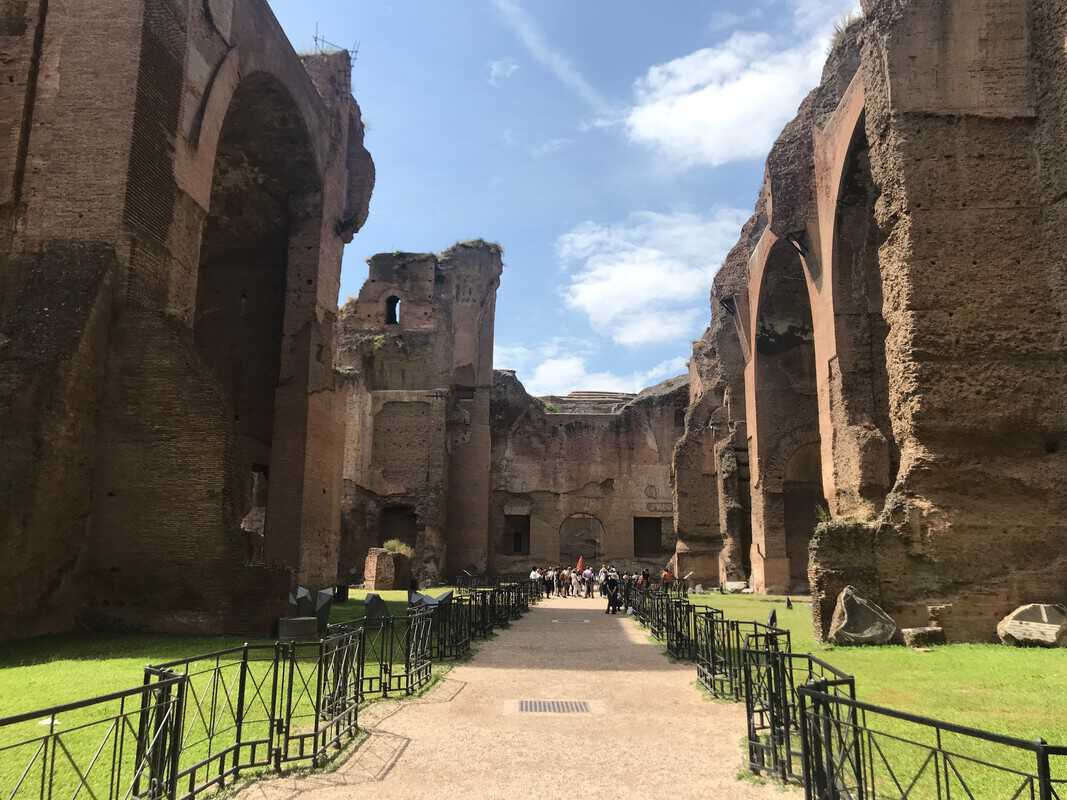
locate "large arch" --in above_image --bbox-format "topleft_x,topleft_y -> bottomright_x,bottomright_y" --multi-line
195,72 -> 323,566
825,113 -> 899,518
559,513 -> 604,565
749,239 -> 825,593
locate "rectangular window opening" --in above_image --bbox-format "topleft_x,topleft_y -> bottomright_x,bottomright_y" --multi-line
505,514 -> 530,555
633,517 -> 663,558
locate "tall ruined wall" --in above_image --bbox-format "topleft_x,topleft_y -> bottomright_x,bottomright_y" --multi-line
0,0 -> 374,639
815,0 -> 1067,640
491,371 -> 687,574
336,242 -> 502,585
677,0 -> 1067,641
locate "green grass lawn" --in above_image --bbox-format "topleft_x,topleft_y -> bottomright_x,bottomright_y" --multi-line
0,588 -> 457,798
687,592 -> 1067,792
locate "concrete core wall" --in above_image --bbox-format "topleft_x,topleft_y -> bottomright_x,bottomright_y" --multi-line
0,0 -> 374,640
674,0 -> 1067,642
490,372 -> 687,575
336,242 -> 502,586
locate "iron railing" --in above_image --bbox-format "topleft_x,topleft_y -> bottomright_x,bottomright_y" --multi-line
744,641 -> 853,783
0,676 -> 187,800
631,594 -> 1067,799
797,688 -> 1067,800
1,587 -> 537,800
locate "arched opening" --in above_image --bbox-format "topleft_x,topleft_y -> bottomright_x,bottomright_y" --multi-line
194,74 -> 321,549
753,241 -> 825,593
559,513 -> 603,565
385,295 -> 401,325
832,116 -> 899,514
380,506 -> 418,549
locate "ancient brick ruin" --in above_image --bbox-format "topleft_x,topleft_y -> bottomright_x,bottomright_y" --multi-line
672,1 -> 1067,641
0,0 -> 373,638
490,375 -> 687,574
335,243 -> 502,585
1,0 -> 1064,646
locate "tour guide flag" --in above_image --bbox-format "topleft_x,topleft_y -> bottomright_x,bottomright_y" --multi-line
576,555 -> 585,572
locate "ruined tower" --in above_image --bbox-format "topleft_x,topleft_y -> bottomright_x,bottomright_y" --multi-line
336,242 -> 502,584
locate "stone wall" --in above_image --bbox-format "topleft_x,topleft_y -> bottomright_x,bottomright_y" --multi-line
336,242 -> 502,586
490,371 -> 687,574
677,0 -> 1067,641
0,0 -> 374,639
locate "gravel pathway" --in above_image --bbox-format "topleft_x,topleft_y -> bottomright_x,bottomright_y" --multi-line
238,595 -> 792,800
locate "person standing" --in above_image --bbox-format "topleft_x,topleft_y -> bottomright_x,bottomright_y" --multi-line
583,565 -> 594,598
661,565 -> 675,593
604,571 -> 621,614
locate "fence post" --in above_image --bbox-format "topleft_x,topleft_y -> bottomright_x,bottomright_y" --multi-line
798,690 -> 814,800
306,640 -> 320,764
820,693 -> 840,800
233,645 -> 248,780
167,678 -> 186,800
270,642 -> 282,770
1036,739 -> 1053,800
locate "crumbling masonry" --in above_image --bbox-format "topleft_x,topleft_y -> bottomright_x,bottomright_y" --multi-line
1,0 -> 1064,646
335,243 -> 502,585
671,0 -> 1067,641
0,0 -> 373,638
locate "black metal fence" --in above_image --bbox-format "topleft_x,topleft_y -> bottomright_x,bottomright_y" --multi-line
630,591 -> 1067,799
1,583 -> 537,800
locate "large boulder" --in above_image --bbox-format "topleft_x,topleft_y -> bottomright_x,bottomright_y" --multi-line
828,586 -> 896,645
996,604 -> 1067,647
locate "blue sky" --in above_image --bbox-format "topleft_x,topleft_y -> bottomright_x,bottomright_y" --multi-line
268,0 -> 856,395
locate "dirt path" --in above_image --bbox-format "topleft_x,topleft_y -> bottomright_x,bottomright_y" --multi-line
238,596 -> 791,800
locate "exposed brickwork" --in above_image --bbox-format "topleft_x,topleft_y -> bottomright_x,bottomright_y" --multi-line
678,1 -> 1067,641
490,372 -> 687,574
0,0 -> 374,640
337,242 -> 502,585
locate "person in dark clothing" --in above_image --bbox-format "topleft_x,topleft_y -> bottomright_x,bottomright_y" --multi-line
604,573 -> 622,614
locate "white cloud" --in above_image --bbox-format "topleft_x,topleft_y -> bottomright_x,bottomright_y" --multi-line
491,0 -> 611,113
488,57 -> 520,87
625,2 -> 860,168
500,354 -> 688,397
530,137 -> 574,158
707,8 -> 763,33
556,208 -> 748,346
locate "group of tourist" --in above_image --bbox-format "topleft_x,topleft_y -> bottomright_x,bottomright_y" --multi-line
529,564 -> 676,614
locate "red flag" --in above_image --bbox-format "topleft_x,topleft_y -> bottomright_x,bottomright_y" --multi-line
576,555 -> 585,572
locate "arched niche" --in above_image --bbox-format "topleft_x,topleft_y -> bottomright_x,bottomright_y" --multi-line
829,113 -> 899,516
750,239 -> 824,593
559,513 -> 604,565
194,72 -> 322,551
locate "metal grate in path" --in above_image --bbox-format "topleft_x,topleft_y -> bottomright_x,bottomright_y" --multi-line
519,700 -> 591,714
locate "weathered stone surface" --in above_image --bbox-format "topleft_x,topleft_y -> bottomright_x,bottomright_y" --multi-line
489,372 -> 686,573
337,242 -> 502,586
364,548 -> 412,591
828,586 -> 896,645
996,605 -> 1067,648
901,627 -> 946,647
0,0 -> 375,641
673,1 -> 1067,641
